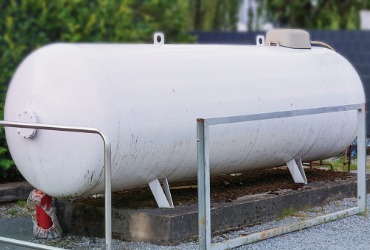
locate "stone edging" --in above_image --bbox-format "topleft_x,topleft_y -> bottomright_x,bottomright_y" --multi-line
0,181 -> 33,202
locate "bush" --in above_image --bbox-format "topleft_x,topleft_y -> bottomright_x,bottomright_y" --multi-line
260,0 -> 363,30
0,0 -> 193,96
0,0 -> 194,179
0,103 -> 15,180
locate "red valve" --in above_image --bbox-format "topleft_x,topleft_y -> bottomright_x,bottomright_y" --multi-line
35,190 -> 53,229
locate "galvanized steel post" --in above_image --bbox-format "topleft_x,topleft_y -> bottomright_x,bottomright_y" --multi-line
197,119 -> 211,249
357,105 -> 367,212
196,103 -> 366,250
0,121 -> 112,250
104,138 -> 112,250
0,236 -> 66,250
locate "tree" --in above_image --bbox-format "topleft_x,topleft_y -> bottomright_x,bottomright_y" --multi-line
187,0 -> 241,31
0,0 -> 192,98
0,0 -> 193,177
260,0 -> 370,30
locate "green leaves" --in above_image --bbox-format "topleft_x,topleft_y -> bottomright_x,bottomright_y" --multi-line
0,104 -> 15,178
0,0 -> 194,99
0,158 -> 14,171
261,0 -> 364,30
187,0 -> 240,31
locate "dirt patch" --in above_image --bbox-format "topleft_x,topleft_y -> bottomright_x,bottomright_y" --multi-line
75,167 -> 351,209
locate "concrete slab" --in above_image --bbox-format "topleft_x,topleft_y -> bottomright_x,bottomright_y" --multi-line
56,175 -> 370,245
0,182 -> 33,203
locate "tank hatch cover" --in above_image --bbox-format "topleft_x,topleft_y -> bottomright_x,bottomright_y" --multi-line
266,29 -> 311,49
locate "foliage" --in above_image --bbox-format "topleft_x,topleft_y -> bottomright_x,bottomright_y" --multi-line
0,103 -> 15,179
327,157 -> 358,172
16,199 -> 26,207
260,0 -> 369,30
0,0 -> 193,178
187,0 -> 241,31
7,208 -> 17,217
0,0 -> 192,95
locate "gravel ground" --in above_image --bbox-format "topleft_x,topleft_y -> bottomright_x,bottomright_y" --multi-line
1,193 -> 370,249
0,201 -> 28,219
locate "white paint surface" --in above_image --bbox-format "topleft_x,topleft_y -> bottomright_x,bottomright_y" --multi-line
4,43 -> 365,198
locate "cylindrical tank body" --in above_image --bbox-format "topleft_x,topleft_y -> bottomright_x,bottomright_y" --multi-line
5,43 -> 365,198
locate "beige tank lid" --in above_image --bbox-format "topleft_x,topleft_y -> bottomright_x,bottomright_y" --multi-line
266,29 -> 311,49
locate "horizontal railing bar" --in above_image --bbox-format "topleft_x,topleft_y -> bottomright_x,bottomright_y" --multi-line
0,236 -> 66,250
0,121 -> 104,136
202,104 -> 363,125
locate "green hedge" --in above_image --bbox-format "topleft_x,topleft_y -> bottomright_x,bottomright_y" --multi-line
0,0 -> 194,177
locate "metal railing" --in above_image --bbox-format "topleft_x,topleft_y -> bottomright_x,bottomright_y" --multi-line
0,121 -> 112,250
197,103 -> 367,249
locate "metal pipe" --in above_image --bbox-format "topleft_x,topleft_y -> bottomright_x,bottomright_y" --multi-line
310,41 -> 335,51
0,236 -> 66,250
197,103 -> 366,250
104,137 -> 112,249
197,119 -> 211,249
357,106 -> 367,212
206,104 -> 362,126
211,207 -> 360,250
0,121 -> 112,250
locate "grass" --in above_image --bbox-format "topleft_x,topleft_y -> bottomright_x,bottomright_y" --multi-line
7,208 -> 17,216
323,157 -> 358,172
358,210 -> 368,216
277,207 -> 297,221
16,199 -> 26,207
321,154 -> 370,172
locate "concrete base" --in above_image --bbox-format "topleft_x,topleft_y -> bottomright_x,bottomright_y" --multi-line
0,181 -> 33,202
56,175 -> 370,245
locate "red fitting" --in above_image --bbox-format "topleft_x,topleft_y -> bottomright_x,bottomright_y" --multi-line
35,190 -> 53,229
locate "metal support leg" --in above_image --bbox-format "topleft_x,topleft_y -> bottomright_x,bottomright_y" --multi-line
149,178 -> 173,208
197,119 -> 211,250
357,106 -> 367,212
161,178 -> 174,208
286,158 -> 307,184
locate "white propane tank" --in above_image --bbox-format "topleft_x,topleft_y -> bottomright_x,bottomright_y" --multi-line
4,30 -> 365,203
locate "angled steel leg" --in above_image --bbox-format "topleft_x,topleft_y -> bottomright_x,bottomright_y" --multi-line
148,178 -> 174,208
